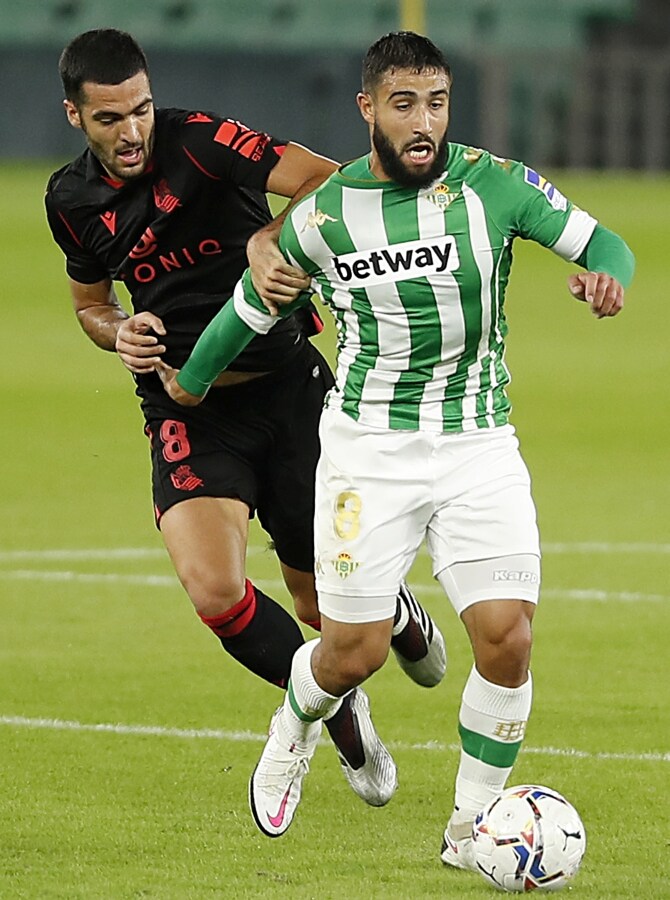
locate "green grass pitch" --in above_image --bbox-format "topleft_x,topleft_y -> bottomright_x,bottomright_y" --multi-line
1,163 -> 668,898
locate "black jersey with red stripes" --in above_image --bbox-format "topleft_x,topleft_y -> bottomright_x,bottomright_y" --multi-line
45,107 -> 305,374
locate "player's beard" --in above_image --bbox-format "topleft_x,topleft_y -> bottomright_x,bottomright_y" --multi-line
85,124 -> 155,183
372,122 -> 448,189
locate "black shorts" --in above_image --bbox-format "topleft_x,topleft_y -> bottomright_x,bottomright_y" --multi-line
143,342 -> 334,573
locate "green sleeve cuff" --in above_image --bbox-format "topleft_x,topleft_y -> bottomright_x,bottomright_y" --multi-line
175,265 -> 316,397
176,300 -> 257,397
175,367 -> 218,398
575,224 -> 635,288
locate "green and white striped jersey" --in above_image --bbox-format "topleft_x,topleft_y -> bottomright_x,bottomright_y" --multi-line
236,144 -> 597,433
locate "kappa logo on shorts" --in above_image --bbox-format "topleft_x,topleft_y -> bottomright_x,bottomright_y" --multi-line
493,569 -> 539,583
170,464 -> 204,491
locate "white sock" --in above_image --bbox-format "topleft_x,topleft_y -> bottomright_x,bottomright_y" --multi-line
452,665 -> 533,825
282,639 -> 341,743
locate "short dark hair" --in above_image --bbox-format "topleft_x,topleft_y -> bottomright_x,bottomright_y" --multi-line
59,29 -> 149,105
362,31 -> 451,93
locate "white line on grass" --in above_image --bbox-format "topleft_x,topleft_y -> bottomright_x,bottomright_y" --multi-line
543,542 -> 670,554
0,546 -> 267,562
2,569 -> 177,587
543,588 -> 668,603
0,549 -> 165,561
1,714 -> 667,764
1,569 -> 667,603
0,542 -> 669,565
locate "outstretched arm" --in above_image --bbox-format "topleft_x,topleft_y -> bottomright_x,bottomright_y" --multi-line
158,271 -> 309,405
157,300 -> 257,405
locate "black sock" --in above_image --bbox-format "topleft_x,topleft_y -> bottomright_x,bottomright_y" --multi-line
200,581 -> 304,689
324,692 -> 365,769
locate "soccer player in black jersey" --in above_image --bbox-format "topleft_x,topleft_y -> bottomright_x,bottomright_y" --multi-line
45,28 -> 446,807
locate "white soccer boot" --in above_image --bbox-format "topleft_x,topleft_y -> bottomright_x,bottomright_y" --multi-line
440,816 -> 477,871
325,687 -> 398,807
249,706 -> 322,838
391,582 -> 447,687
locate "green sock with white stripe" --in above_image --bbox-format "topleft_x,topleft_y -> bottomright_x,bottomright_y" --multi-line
282,639 -> 341,744
452,665 -> 533,825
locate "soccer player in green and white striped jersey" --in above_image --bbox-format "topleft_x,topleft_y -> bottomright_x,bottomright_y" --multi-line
159,32 -> 634,863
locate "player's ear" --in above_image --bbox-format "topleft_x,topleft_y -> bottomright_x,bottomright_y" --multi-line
356,92 -> 375,125
63,99 -> 82,130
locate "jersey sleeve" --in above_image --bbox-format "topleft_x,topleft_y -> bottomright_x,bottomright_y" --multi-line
480,156 -> 598,262
278,203 -> 324,278
176,268 -> 310,396
44,191 -> 108,284
179,111 -> 287,191
575,223 -> 635,288
175,199 -> 315,397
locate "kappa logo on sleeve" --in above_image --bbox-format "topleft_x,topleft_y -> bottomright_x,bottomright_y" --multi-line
301,209 -> 338,231
213,119 -> 271,161
524,167 -> 568,211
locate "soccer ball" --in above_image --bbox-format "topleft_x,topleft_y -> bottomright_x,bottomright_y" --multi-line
471,785 -> 586,893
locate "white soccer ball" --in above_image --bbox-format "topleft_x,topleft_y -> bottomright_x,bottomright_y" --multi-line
471,784 -> 586,893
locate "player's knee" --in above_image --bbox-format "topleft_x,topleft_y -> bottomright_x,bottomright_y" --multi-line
493,614 -> 532,654
339,648 -> 387,685
475,615 -> 533,686
292,592 -> 319,626
282,568 -> 319,625
317,638 -> 389,692
177,563 -> 246,617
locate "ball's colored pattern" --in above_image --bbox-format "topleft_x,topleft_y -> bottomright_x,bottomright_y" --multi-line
472,785 -> 586,893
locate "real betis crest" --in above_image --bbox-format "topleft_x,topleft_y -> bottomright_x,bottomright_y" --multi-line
426,182 -> 459,209
333,552 -> 359,579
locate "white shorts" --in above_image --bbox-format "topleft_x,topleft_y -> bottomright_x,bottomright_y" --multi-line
314,408 -> 541,623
